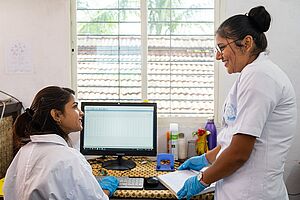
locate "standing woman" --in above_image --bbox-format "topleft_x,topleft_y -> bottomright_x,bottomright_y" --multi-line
177,6 -> 297,200
4,86 -> 118,200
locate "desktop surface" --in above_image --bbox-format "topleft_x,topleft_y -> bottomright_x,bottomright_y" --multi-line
88,156 -> 214,200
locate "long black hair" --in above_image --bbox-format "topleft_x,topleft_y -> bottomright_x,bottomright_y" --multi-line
13,86 -> 75,150
216,6 -> 271,56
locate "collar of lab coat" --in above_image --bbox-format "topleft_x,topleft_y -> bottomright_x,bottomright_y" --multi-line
241,51 -> 269,73
247,51 -> 268,67
30,134 -> 68,146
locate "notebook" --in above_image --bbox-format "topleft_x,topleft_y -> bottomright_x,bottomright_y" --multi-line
157,168 -> 215,198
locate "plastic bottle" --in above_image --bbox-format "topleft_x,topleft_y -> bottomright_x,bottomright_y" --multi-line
205,116 -> 217,150
169,123 -> 179,160
178,133 -> 187,161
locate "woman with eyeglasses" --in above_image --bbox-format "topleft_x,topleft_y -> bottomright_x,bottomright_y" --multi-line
176,6 -> 297,200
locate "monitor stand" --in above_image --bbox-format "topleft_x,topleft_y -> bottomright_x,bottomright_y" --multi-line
102,155 -> 136,170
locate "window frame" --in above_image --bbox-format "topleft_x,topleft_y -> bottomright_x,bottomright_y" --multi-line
70,0 -> 222,127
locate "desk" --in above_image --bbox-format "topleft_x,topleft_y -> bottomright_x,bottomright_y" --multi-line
89,156 -> 214,200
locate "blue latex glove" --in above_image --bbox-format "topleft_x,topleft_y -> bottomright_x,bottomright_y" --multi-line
178,154 -> 209,171
177,175 -> 207,200
98,176 -> 119,197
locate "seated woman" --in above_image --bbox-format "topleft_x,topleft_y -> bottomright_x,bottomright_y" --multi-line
4,86 -> 118,200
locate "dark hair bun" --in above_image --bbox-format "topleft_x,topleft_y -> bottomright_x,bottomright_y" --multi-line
248,6 -> 271,32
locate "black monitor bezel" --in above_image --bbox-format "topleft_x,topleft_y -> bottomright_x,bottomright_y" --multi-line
80,102 -> 157,157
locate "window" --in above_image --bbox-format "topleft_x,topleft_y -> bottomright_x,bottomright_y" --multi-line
74,0 -> 216,118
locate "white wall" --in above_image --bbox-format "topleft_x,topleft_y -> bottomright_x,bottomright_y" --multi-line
0,0 -> 299,197
0,0 -> 71,108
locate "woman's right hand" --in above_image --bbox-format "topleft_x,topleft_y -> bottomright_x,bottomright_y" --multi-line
177,154 -> 209,171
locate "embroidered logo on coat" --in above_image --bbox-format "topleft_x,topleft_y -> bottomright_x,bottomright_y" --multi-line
224,103 -> 236,125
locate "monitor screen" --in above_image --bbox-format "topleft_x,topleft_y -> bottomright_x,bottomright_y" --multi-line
80,102 -> 157,170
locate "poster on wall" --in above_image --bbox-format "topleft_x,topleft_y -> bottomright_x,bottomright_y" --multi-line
5,40 -> 33,73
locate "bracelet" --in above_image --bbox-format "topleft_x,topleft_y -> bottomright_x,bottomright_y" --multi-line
197,171 -> 210,187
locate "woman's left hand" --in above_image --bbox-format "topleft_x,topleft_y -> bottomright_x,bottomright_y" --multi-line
98,176 -> 119,197
177,175 -> 206,200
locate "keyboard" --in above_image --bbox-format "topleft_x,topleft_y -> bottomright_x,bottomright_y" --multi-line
96,176 -> 144,189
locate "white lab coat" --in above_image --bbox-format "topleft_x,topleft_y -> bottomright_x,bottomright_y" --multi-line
4,134 -> 109,200
215,52 -> 297,200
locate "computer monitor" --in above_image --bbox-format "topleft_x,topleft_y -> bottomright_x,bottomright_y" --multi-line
80,102 -> 157,170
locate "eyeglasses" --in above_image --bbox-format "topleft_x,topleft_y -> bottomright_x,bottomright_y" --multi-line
215,39 -> 240,53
